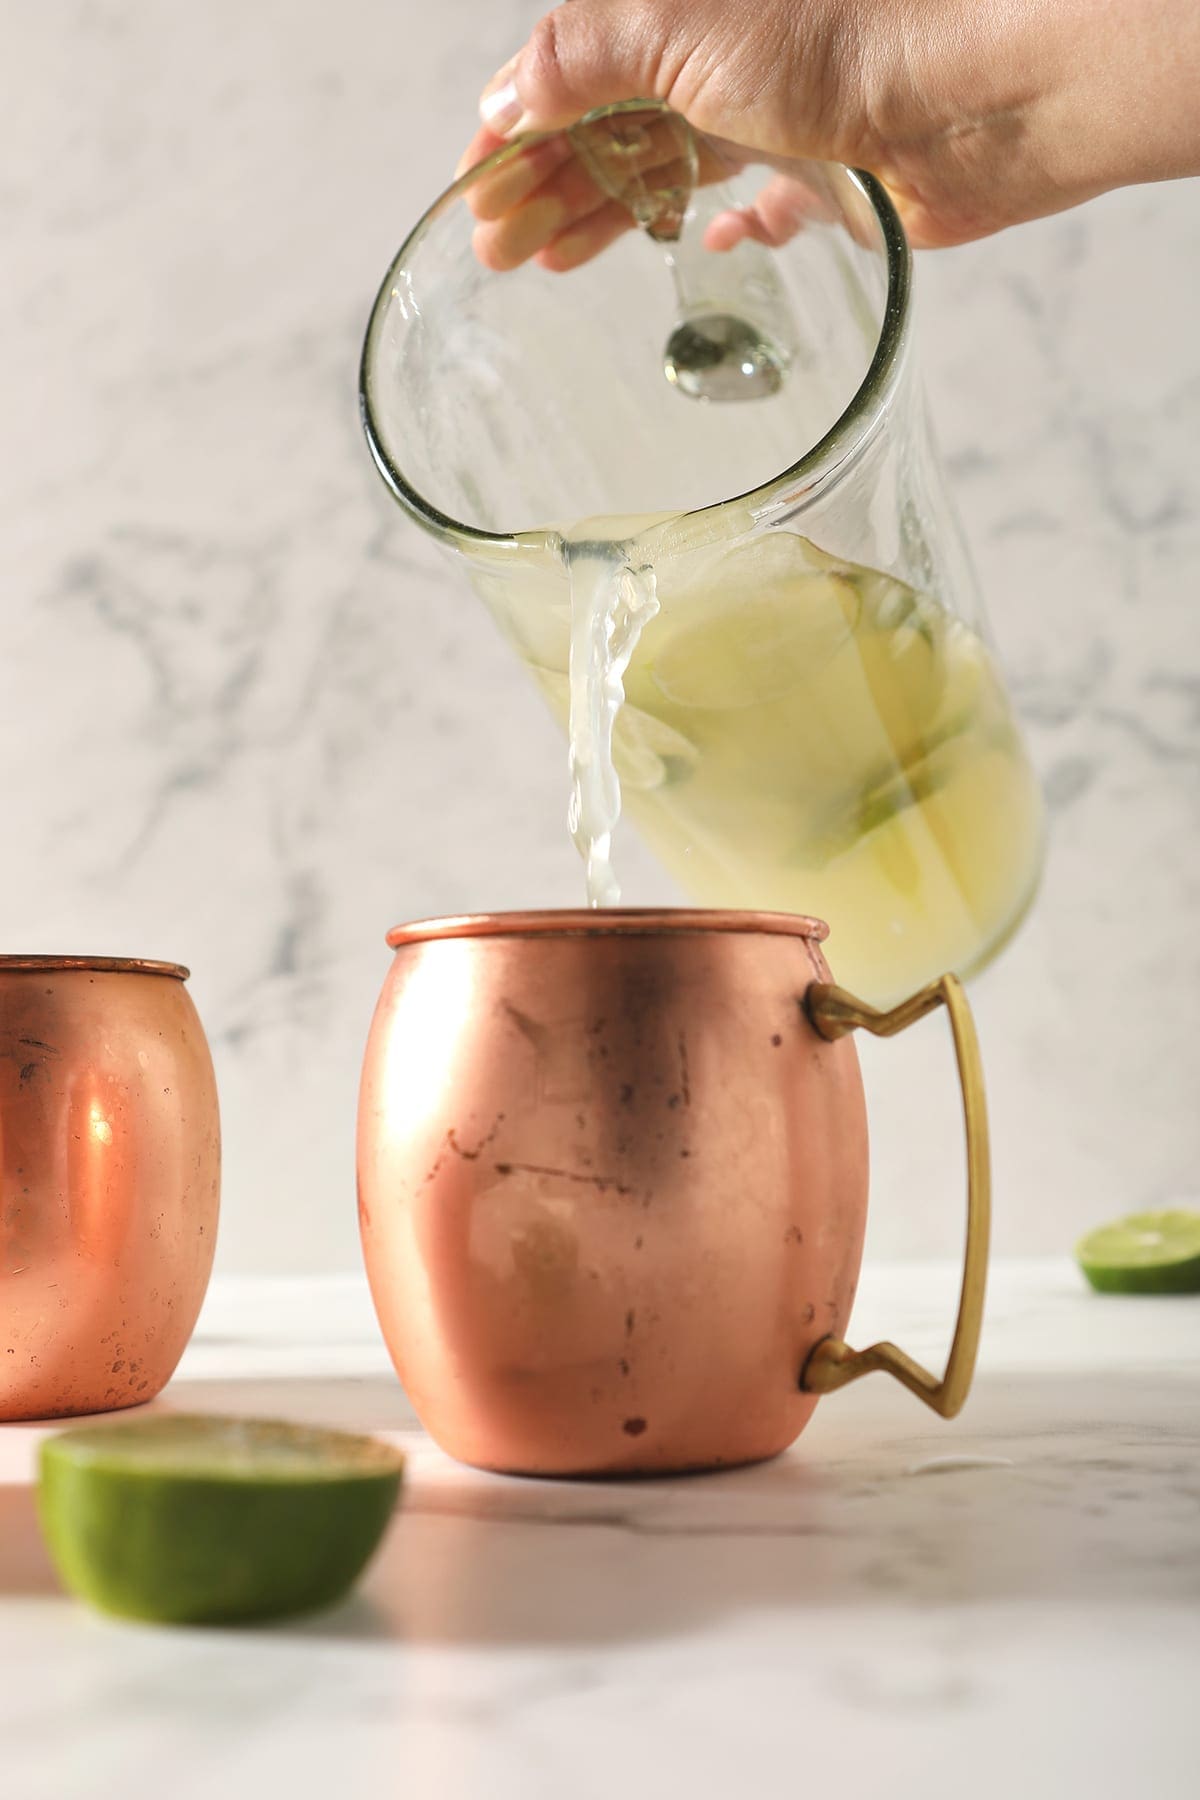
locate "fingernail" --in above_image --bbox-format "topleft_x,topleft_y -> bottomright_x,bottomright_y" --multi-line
480,77 -> 523,134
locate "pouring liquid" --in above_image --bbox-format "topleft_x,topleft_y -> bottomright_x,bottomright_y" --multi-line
565,529 -> 660,906
475,111 -> 1041,997
503,517 -> 1042,1003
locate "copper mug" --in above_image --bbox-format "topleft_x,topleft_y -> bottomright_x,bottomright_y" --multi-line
1,956 -> 220,1421
357,911 -> 989,1476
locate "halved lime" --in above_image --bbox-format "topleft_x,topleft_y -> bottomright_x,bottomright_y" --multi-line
37,1414 -> 404,1625
1076,1209 -> 1200,1295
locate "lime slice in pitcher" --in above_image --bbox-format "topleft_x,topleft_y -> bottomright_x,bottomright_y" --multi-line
1075,1209 -> 1200,1295
38,1414 -> 404,1625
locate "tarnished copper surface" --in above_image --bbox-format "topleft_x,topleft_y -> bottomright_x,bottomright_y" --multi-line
357,909 -> 867,1476
1,962 -> 219,1420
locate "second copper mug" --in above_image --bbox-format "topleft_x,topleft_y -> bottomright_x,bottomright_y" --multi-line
1,956 -> 220,1421
357,911 -> 989,1476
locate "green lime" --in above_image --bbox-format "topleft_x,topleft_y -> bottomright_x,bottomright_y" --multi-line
37,1414 -> 404,1625
1075,1209 -> 1200,1295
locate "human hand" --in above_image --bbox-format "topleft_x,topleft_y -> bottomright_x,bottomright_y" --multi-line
458,0 -> 1200,268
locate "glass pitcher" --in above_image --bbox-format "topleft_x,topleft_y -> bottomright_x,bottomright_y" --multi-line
359,104 -> 1043,1006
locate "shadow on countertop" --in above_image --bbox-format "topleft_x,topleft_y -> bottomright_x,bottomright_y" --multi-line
3,1368 -> 1197,1644
304,1365 -> 1200,1646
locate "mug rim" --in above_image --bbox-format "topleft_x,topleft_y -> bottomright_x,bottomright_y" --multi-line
0,955 -> 190,979
386,908 -> 830,949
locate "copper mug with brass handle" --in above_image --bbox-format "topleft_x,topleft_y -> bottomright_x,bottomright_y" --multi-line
357,910 -> 989,1475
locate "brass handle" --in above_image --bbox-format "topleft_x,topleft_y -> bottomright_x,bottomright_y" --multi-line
800,975 -> 990,1419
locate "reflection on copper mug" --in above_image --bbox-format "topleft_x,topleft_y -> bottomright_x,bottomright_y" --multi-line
1,957 -> 220,1421
357,912 -> 989,1477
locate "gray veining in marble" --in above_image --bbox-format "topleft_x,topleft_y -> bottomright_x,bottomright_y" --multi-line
1,2 -> 1197,1271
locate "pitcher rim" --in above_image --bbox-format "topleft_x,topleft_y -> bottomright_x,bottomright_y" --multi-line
359,137 -> 912,548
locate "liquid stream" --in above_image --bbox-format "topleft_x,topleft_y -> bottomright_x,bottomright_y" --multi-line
475,515 -> 1043,1003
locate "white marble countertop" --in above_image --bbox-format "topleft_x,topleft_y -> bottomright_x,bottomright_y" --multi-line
2,1263 -> 1197,1799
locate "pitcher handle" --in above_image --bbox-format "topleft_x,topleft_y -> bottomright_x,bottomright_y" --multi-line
799,975 -> 990,1419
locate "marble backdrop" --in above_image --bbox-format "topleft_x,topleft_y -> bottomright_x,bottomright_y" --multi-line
2,1 -> 1197,1273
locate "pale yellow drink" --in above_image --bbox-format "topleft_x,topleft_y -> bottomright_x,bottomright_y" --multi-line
475,523 -> 1043,1006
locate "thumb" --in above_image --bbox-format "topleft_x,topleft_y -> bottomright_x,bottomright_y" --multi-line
479,2 -> 682,136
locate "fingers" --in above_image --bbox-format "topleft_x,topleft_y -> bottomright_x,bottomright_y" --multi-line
470,149 -> 620,270
461,6 -> 860,275
455,123 -> 508,180
479,1 -> 678,136
466,111 -> 697,270
456,121 -> 857,277
537,200 -> 636,271
472,187 -> 634,277
702,172 -> 835,252
462,131 -> 574,220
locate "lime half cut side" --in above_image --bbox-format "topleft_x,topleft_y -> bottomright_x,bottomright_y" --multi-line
1076,1209 -> 1200,1295
37,1414 -> 405,1625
